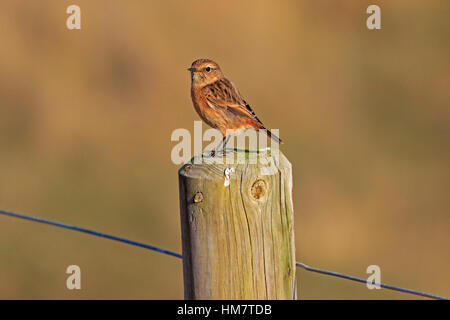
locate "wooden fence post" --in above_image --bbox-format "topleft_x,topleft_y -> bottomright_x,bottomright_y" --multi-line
178,148 -> 296,299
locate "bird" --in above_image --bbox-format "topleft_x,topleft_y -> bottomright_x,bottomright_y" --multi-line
188,58 -> 282,154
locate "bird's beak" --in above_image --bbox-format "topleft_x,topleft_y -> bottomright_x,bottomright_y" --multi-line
187,67 -> 197,72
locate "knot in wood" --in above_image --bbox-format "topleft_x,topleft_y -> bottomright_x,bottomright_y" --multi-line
193,191 -> 203,203
251,179 -> 267,200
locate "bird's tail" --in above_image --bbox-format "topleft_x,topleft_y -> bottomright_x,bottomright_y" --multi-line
263,128 -> 283,144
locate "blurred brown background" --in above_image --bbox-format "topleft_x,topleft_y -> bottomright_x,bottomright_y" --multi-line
0,0 -> 448,299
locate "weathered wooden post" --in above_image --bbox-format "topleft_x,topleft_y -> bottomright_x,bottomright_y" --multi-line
178,147 -> 296,299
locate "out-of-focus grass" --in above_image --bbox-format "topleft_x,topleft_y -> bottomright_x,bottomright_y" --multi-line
0,0 -> 448,299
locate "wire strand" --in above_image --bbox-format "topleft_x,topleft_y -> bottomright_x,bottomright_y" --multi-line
0,209 -> 181,258
296,262 -> 448,300
0,209 -> 447,300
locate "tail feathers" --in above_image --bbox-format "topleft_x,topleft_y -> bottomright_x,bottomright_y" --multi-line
263,128 -> 283,144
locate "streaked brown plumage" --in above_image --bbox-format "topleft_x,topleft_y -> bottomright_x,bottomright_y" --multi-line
188,59 -> 282,145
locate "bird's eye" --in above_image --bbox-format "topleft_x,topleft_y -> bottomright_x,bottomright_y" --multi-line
205,67 -> 211,72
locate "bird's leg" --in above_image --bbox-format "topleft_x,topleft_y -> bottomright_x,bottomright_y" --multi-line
221,135 -> 231,153
210,135 -> 228,157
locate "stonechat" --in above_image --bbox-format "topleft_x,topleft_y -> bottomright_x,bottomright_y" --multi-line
188,59 -> 282,152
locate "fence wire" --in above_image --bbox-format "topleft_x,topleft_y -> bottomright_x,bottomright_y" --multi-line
0,209 -> 448,300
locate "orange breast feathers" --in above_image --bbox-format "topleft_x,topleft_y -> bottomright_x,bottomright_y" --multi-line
191,79 -> 265,135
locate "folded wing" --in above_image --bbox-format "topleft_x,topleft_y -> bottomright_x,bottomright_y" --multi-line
202,79 -> 264,125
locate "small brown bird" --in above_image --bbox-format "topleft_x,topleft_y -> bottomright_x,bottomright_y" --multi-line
188,59 -> 282,152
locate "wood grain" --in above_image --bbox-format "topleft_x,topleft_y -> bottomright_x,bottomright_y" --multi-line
179,149 -> 296,299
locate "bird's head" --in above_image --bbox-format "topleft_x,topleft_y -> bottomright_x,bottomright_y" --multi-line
188,59 -> 224,87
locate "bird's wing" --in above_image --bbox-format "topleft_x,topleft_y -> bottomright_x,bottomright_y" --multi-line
202,79 -> 264,126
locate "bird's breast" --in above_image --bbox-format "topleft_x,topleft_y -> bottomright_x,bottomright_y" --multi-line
191,85 -> 258,135
191,86 -> 218,129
